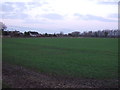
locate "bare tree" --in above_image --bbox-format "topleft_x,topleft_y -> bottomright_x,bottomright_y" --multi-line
0,22 -> 7,31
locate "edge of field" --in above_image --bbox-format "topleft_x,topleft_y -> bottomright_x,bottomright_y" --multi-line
2,62 -> 118,88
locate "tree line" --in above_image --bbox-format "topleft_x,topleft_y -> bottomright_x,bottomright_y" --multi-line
2,29 -> 120,38
0,22 -> 119,38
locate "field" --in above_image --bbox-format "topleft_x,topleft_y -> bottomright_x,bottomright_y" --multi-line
3,38 -> 118,80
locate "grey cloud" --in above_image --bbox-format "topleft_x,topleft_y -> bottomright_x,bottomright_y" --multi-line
14,2 -> 26,11
1,2 -> 30,19
74,13 -> 83,17
97,1 -> 118,5
26,0 -> 48,9
1,1 -> 44,20
2,12 -> 28,19
108,13 -> 118,18
74,13 -> 117,22
27,2 -> 42,8
1,2 -> 27,12
41,13 -> 64,20
11,2 -> 26,11
24,19 -> 48,24
1,2 -> 15,12
24,18 -> 55,24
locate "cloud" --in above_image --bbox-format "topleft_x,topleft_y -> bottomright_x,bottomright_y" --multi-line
74,13 -> 117,22
25,0 -> 48,10
27,2 -> 42,8
1,1 -> 44,20
24,19 -> 53,24
108,13 -> 118,18
2,0 -> 32,3
2,12 -> 28,19
1,1 -> 43,12
1,2 -> 27,12
41,13 -> 64,20
1,2 -> 32,20
1,0 -> 117,33
97,1 -> 118,5
1,2 -> 15,12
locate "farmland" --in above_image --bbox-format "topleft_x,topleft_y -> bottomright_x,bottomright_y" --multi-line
3,38 -> 118,80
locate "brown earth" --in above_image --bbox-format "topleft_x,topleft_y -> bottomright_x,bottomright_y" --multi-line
2,62 -> 118,88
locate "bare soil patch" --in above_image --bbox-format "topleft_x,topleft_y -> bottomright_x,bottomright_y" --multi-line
2,62 -> 118,88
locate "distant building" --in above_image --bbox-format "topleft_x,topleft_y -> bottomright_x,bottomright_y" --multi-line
71,31 -> 80,37
3,30 -> 23,37
29,31 -> 40,37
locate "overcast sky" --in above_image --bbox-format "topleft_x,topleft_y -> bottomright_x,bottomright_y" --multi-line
0,0 -> 119,33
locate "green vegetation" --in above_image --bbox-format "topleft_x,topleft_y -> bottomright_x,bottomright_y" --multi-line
2,83 -> 10,88
3,38 -> 118,79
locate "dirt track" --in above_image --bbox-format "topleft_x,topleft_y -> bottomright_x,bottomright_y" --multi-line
2,62 -> 118,88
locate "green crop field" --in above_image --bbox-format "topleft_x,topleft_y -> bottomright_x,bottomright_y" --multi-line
3,38 -> 118,79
